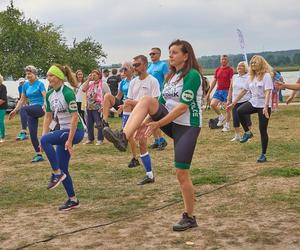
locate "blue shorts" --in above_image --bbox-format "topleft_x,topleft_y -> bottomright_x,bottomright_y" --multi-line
212,90 -> 228,102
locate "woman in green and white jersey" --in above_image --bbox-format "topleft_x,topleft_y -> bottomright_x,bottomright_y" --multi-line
103,39 -> 203,231
41,64 -> 84,211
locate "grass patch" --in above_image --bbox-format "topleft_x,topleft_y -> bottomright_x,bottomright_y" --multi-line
191,168 -> 228,185
259,167 -> 300,177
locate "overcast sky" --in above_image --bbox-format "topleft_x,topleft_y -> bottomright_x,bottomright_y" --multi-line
1,0 -> 299,65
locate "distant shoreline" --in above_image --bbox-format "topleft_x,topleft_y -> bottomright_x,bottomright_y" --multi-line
203,66 -> 299,75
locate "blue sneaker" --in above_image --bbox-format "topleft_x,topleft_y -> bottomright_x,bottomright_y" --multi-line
240,132 -> 253,143
47,172 -> 66,190
31,154 -> 44,163
257,154 -> 267,163
16,131 -> 28,141
59,199 -> 80,211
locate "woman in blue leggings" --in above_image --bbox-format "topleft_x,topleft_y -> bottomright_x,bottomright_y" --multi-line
9,65 -> 46,162
41,64 -> 84,211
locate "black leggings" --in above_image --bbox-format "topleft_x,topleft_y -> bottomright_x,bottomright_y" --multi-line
76,102 -> 86,125
237,101 -> 271,154
151,104 -> 201,169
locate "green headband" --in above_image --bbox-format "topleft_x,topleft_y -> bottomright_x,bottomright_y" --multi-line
48,65 -> 65,80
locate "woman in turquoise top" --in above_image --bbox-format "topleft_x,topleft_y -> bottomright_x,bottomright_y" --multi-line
9,65 -> 46,162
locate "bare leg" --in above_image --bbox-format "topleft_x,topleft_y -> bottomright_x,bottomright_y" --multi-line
123,96 -> 159,138
210,98 -> 221,116
176,169 -> 194,216
103,93 -> 115,122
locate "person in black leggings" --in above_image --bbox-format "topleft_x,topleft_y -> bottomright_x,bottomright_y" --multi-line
233,55 -> 273,163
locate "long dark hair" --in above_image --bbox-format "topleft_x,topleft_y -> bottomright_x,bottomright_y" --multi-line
166,39 -> 203,83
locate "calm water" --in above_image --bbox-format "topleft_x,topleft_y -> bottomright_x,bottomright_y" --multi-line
3,71 -> 300,98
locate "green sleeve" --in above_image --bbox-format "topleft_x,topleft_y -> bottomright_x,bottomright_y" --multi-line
63,86 -> 78,113
158,93 -> 166,105
45,91 -> 52,112
180,69 -> 201,105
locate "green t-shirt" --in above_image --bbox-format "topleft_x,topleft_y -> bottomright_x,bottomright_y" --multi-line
159,68 -> 202,127
46,85 -> 83,130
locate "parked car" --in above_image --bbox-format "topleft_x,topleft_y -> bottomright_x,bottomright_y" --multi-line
6,96 -> 18,113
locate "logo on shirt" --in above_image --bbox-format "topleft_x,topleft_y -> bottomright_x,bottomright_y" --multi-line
181,90 -> 194,102
69,100 -> 78,111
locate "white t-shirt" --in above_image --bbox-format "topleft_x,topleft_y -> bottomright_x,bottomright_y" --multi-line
127,74 -> 160,100
75,82 -> 84,102
245,73 -> 273,108
298,70 -> 300,79
232,74 -> 251,103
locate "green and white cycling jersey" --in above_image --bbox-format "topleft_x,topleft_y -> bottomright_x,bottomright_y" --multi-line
46,85 -> 84,130
159,68 -> 202,127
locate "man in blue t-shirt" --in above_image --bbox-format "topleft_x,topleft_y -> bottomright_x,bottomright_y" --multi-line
147,47 -> 169,150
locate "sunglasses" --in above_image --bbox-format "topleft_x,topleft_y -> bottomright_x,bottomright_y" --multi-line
132,63 -> 141,68
149,53 -> 158,56
120,67 -> 128,72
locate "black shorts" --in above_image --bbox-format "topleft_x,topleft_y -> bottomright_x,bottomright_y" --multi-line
150,104 -> 201,169
113,98 -> 123,110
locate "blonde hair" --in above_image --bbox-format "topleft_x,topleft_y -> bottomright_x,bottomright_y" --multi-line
237,61 -> 248,73
54,64 -> 77,88
249,55 -> 273,81
122,61 -> 134,73
0,74 -> 3,85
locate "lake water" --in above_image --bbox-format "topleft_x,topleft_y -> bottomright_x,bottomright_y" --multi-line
3,71 -> 300,98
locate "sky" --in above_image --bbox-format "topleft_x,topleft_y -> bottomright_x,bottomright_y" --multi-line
0,0 -> 299,65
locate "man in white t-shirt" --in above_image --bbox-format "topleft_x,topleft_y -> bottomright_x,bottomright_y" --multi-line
105,55 -> 160,185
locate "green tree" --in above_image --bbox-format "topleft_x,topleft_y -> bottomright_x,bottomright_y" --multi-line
0,2 -> 106,79
293,53 -> 300,65
67,37 -> 107,76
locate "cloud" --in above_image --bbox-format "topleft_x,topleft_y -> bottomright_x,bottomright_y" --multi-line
1,0 -> 299,64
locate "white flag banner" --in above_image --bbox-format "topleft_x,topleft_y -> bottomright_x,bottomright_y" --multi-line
236,28 -> 248,66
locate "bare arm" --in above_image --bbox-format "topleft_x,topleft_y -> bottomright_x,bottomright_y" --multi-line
8,93 -> 27,120
227,79 -> 233,104
42,112 -> 53,136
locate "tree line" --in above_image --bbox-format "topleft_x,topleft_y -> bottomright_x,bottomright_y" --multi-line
0,1 -> 106,79
199,50 -> 300,69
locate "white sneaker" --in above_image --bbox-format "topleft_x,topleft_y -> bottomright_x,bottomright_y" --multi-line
0,139 -> 5,143
230,135 -> 240,142
83,140 -> 93,145
217,115 -> 225,127
95,140 -> 103,145
222,124 -> 230,132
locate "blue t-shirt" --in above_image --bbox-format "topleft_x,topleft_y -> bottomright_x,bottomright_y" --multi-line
18,84 -> 23,99
118,79 -> 130,101
147,61 -> 169,91
22,80 -> 46,105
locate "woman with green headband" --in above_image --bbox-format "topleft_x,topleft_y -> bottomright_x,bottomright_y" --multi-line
40,64 -> 84,211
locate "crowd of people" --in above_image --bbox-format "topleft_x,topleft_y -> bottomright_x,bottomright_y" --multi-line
0,39 -> 299,232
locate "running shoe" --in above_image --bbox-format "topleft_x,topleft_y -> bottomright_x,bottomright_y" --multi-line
103,127 -> 128,152
157,140 -> 168,151
16,131 -> 28,141
240,132 -> 253,143
222,125 -> 230,132
257,154 -> 267,163
128,157 -> 140,168
137,175 -> 155,185
47,172 -> 66,190
149,141 -> 159,149
83,140 -> 93,145
95,140 -> 103,145
173,212 -> 198,232
31,154 -> 44,163
59,199 -> 80,211
217,115 -> 225,127
230,135 -> 241,142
